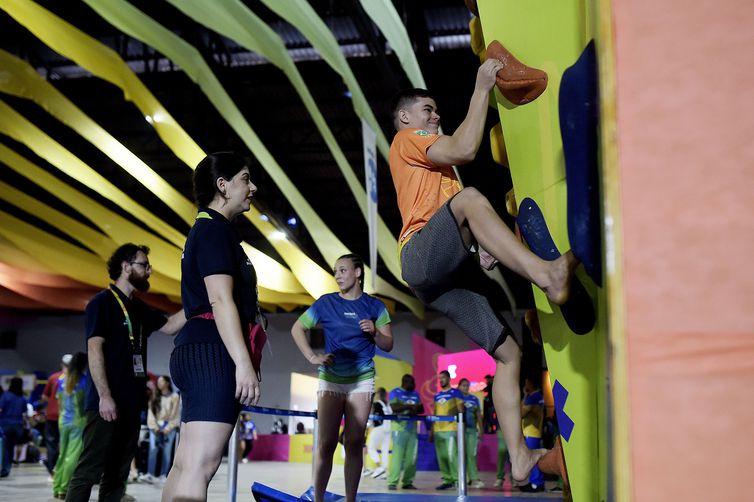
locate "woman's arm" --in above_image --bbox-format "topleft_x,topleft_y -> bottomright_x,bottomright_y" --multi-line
291,319 -> 334,366
147,407 -> 158,431
166,395 -> 181,432
158,310 -> 187,336
205,274 -> 259,406
358,320 -> 394,352
374,324 -> 393,352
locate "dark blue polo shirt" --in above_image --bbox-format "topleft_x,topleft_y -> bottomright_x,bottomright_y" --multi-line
176,207 -> 258,346
84,285 -> 166,413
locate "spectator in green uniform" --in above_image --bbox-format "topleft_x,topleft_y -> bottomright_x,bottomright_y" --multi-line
386,375 -> 423,490
430,370 -> 464,490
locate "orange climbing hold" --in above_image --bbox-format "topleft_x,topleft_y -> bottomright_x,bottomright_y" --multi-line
486,40 -> 548,105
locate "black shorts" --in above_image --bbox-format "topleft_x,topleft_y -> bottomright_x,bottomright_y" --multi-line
401,197 -> 510,355
170,342 -> 241,425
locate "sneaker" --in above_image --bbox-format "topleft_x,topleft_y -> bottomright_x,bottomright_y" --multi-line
402,484 -> 417,490
436,482 -> 454,490
519,483 -> 544,492
241,458 -> 249,464
387,485 -> 397,490
493,478 -> 503,487
47,475 -> 54,483
470,480 -> 486,488
121,494 -> 136,502
361,468 -> 373,477
138,473 -> 155,484
371,466 -> 386,478
157,475 -> 167,484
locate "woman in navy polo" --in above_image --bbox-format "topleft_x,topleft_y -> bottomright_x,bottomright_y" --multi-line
163,152 -> 260,501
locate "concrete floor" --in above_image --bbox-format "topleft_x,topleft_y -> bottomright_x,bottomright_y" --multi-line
0,460 -> 563,501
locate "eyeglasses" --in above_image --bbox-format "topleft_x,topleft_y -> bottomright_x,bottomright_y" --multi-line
129,261 -> 152,271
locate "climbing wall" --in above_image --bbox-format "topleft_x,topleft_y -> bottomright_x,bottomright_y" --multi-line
474,1 -> 609,501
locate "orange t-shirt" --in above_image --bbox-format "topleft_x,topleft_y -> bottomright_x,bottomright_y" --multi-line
389,129 -> 462,247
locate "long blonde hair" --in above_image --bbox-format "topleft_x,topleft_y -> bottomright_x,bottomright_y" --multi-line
65,352 -> 87,394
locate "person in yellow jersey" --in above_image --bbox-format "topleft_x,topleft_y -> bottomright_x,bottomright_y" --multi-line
429,370 -> 464,490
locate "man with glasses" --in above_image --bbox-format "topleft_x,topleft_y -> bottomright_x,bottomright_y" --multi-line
67,244 -> 185,502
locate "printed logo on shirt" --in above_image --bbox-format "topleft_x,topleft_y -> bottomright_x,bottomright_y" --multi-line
344,312 -> 357,319
415,130 -> 430,136
437,397 -> 448,404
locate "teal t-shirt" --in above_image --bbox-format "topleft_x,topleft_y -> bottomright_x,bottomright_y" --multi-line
298,293 -> 390,383
57,374 -> 88,428
462,393 -> 481,431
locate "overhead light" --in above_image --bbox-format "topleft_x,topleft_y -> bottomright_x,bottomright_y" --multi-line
260,214 -> 270,222
287,217 -> 297,226
270,230 -> 287,241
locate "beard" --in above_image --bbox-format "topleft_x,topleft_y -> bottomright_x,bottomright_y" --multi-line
128,273 -> 150,292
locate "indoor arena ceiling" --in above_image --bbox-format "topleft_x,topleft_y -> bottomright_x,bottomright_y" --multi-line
0,0 -> 534,316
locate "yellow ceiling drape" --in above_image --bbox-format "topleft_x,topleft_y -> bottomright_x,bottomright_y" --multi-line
0,47 -> 195,227
0,210 -> 313,308
0,0 -> 203,169
164,0 -> 407,287
0,49 -> 306,295
0,209 -> 178,293
358,0 -> 427,89
0,144 -> 313,307
81,0 -> 422,315
0,0 -> 345,302
0,98 -> 187,250
0,234 -> 59,275
0,178 -> 117,259
0,0 -> 424,314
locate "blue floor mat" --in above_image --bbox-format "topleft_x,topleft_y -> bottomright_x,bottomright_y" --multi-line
251,482 -> 560,502
517,197 -> 595,335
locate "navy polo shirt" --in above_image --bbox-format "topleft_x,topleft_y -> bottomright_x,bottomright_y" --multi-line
84,285 -> 166,413
176,207 -> 258,346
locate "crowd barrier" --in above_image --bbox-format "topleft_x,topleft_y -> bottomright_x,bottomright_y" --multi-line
225,405 -> 468,501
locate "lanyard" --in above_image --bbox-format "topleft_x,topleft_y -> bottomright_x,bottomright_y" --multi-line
109,286 -> 142,353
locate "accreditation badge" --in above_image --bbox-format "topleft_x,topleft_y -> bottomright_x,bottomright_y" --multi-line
132,354 -> 146,377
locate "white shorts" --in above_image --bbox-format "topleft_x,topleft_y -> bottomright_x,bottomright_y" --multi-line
318,377 -> 375,396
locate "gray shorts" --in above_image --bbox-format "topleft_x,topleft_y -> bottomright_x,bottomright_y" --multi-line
401,197 -> 510,355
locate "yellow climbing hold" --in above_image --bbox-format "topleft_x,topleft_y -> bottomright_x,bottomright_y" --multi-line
489,122 -> 509,167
